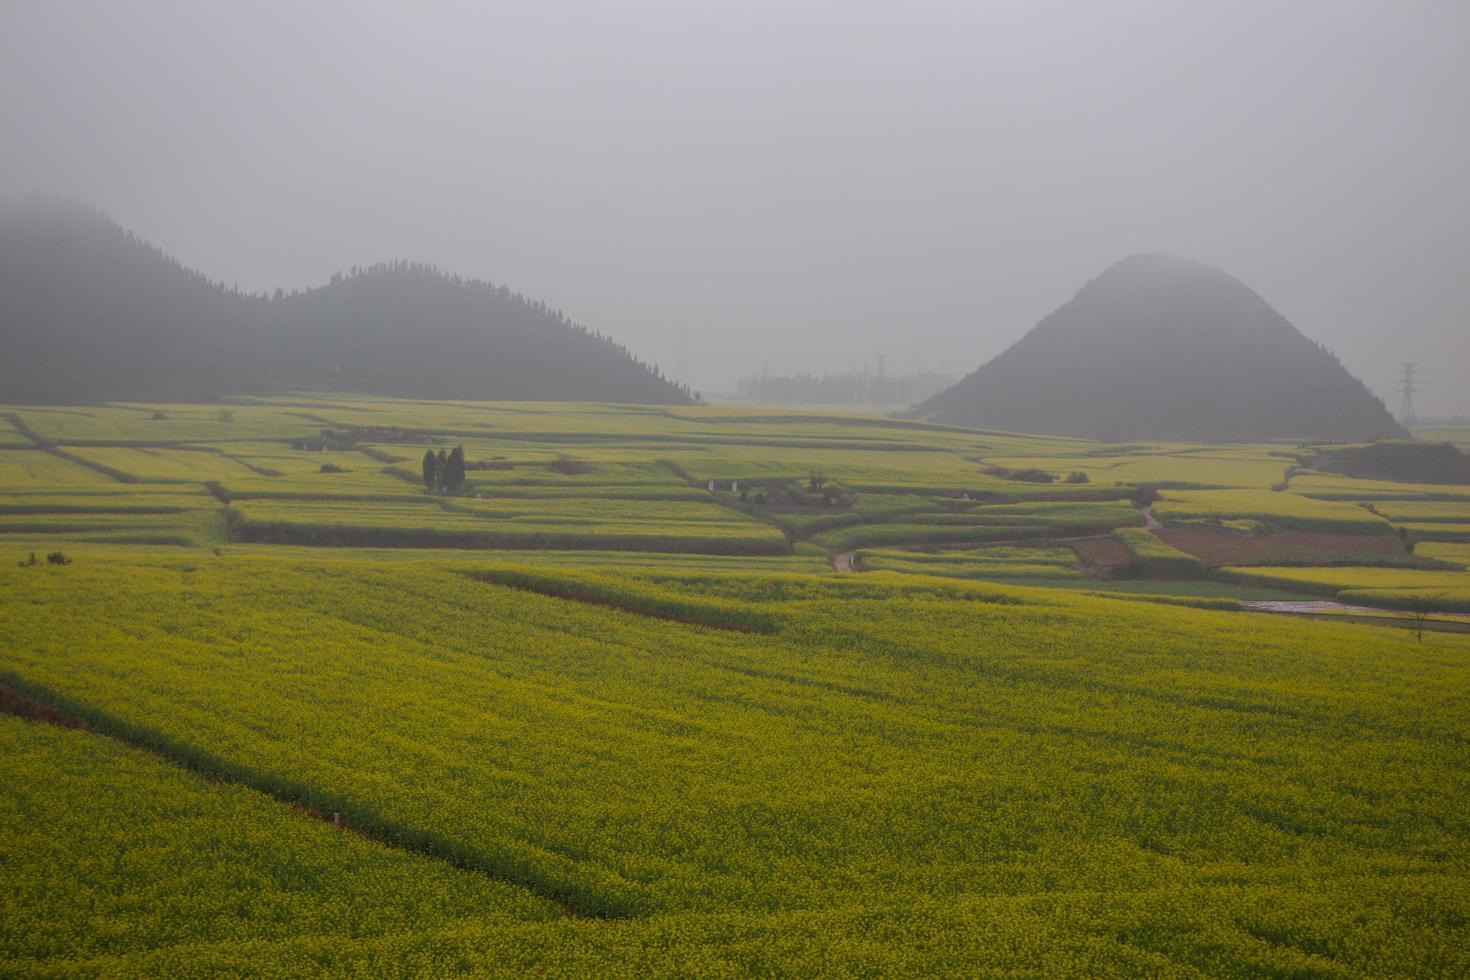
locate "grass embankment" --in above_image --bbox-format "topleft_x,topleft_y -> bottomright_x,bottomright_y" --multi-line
1110,528 -> 1204,577
1153,489 -> 1393,535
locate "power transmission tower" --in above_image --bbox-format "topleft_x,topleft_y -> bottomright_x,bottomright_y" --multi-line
1398,362 -> 1418,427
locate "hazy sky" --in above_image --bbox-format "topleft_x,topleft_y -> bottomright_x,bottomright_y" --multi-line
3,1 -> 1468,412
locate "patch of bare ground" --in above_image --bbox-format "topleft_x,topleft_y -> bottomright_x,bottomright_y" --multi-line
1070,536 -> 1134,576
1156,528 -> 1410,568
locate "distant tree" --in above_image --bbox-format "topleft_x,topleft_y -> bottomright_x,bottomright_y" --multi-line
1406,594 -> 1444,644
446,445 -> 466,491
436,449 -> 449,490
422,450 -> 438,491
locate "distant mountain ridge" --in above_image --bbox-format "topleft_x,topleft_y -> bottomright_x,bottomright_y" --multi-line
0,198 -> 694,404
909,253 -> 1406,442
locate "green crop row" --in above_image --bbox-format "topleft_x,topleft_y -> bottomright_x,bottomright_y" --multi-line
225,497 -> 788,555
1154,489 -> 1393,535
812,522 -> 1052,550
1401,523 -> 1470,542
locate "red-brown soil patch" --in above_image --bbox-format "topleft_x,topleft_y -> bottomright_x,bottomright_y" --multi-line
1070,536 -> 1134,574
1157,528 -> 1410,568
0,682 -> 87,729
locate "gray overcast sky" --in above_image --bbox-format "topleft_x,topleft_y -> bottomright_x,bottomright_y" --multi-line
3,1 -> 1468,412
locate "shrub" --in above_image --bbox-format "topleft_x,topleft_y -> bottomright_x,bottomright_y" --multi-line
987,467 -> 1056,483
45,551 -> 72,566
1132,485 -> 1161,506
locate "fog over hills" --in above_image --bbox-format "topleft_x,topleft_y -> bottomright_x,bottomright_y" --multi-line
5,4 -> 1466,408
909,254 -> 1407,443
0,199 -> 694,405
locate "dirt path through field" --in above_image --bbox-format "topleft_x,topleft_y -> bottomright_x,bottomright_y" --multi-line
1243,599 -> 1470,619
1138,505 -> 1162,530
1243,599 -> 1385,615
1241,600 -> 1470,633
833,550 -> 856,573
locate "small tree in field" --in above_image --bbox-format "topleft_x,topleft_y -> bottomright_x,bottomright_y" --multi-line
1406,594 -> 1444,643
422,450 -> 439,491
436,449 -> 449,490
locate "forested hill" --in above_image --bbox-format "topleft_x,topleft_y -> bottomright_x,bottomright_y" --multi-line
0,198 -> 694,404
908,253 -> 1407,442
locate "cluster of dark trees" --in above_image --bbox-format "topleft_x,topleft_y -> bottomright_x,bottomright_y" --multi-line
1315,439 -> 1470,484
422,446 -> 466,492
0,198 -> 698,404
17,551 -> 70,566
735,368 -> 958,405
985,465 -> 1090,484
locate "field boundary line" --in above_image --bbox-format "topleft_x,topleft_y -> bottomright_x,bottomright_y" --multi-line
2,413 -> 137,483
0,675 -> 624,920
472,570 -> 777,634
